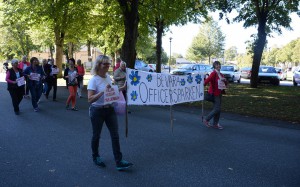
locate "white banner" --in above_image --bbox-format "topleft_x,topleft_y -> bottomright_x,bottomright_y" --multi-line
126,69 -> 204,105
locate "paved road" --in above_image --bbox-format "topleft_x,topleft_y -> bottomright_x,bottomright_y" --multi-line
0,74 -> 300,187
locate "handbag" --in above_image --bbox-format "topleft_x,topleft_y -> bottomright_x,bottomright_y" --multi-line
114,92 -> 126,115
204,92 -> 214,102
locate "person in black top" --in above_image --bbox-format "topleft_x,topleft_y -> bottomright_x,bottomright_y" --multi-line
5,59 -> 25,115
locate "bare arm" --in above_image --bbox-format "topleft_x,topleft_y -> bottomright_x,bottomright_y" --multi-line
88,90 -> 104,104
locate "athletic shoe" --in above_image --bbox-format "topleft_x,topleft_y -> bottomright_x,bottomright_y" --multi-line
116,160 -> 133,171
66,105 -> 70,110
93,157 -> 106,167
203,119 -> 211,127
213,124 -> 223,130
34,108 -> 39,112
71,107 -> 78,111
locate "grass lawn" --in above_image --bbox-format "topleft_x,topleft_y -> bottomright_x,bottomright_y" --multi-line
186,84 -> 300,124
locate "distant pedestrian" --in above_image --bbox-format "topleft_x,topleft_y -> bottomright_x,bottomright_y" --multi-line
113,58 -> 121,72
23,57 -> 45,112
203,61 -> 228,129
87,55 -> 133,171
5,59 -> 25,115
47,58 -> 58,101
76,59 -> 85,98
42,59 -> 52,99
18,56 -> 30,98
64,58 -> 78,111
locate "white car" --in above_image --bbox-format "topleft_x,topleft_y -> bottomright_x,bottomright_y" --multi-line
220,65 -> 241,83
134,60 -> 153,72
293,66 -> 300,86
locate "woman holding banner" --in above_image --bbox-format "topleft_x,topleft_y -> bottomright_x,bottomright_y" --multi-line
203,61 -> 228,130
6,59 -> 25,115
87,55 -> 133,171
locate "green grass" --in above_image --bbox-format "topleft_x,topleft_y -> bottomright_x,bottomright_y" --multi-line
185,84 -> 300,124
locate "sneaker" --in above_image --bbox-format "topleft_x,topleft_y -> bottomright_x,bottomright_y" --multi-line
93,157 -> 106,167
71,107 -> 78,111
34,108 -> 39,112
212,124 -> 223,130
116,160 -> 133,171
66,105 -> 70,110
203,119 -> 211,128
15,111 -> 20,115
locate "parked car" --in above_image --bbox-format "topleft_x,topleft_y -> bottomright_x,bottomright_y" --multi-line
275,67 -> 287,80
258,66 -> 280,86
241,67 -> 252,79
220,65 -> 241,83
134,60 -> 153,72
170,64 -> 212,78
293,66 -> 300,86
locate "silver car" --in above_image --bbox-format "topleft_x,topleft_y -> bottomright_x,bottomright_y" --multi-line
220,65 -> 241,83
170,64 -> 212,78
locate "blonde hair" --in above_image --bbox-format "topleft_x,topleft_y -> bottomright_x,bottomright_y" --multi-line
91,55 -> 110,75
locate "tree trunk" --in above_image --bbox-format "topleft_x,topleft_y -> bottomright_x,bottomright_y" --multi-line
250,19 -> 267,88
54,29 -> 65,78
87,40 -> 91,57
155,19 -> 164,73
117,0 -> 139,69
68,42 -> 74,58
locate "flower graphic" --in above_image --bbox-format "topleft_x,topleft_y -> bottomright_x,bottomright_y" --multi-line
146,74 -> 153,82
195,74 -> 202,84
130,90 -> 138,101
180,79 -> 186,86
187,74 -> 193,84
129,71 -> 141,86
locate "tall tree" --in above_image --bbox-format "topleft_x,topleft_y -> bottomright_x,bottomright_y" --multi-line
224,46 -> 238,61
141,0 -> 209,72
214,0 -> 300,88
117,0 -> 139,69
186,19 -> 225,64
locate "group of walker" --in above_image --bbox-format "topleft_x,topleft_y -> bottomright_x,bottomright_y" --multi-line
5,54 -> 227,171
5,56 -> 85,113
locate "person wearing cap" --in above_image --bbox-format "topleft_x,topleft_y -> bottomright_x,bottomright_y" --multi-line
6,59 -> 25,115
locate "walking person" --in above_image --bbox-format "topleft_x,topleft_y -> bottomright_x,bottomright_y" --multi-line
5,59 -> 25,115
42,59 -> 52,99
87,55 -> 133,171
23,57 -> 45,112
47,58 -> 58,101
64,58 -> 78,111
76,59 -> 85,98
203,61 -> 228,129
18,55 -> 30,98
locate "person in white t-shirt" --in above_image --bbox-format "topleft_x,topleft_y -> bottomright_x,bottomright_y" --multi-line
87,55 -> 133,171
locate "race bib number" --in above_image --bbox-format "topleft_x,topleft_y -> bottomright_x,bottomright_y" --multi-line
30,73 -> 40,81
16,76 -> 25,86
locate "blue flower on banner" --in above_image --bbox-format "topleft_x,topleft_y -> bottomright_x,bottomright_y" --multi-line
180,79 -> 186,86
195,74 -> 202,84
146,74 -> 152,82
129,71 -> 141,86
187,74 -> 193,84
130,90 -> 138,101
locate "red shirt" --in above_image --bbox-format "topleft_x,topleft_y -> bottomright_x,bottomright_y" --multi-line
18,61 -> 30,70
204,70 -> 227,96
76,65 -> 85,76
113,62 -> 120,72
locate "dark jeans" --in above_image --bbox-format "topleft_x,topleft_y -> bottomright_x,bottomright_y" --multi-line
29,84 -> 43,108
205,95 -> 222,125
46,78 -> 57,100
8,89 -> 23,112
89,106 -> 122,163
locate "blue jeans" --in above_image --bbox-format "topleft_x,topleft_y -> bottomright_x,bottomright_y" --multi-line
205,95 -> 222,125
89,106 -> 122,163
29,84 -> 43,108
